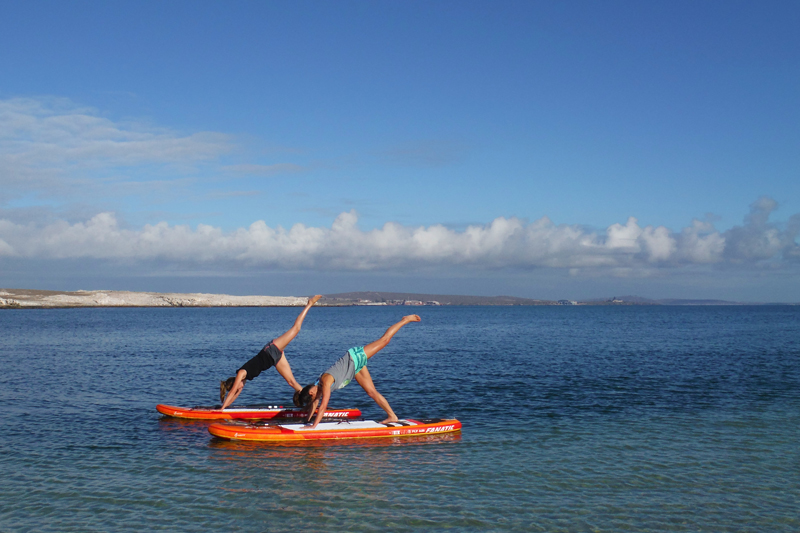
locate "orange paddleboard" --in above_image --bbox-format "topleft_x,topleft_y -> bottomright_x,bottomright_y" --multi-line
208,418 -> 462,441
156,404 -> 361,420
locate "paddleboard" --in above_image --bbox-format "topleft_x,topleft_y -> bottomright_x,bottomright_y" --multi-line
208,418 -> 461,441
156,404 -> 361,420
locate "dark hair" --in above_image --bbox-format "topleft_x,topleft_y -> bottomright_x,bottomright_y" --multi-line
294,384 -> 315,407
220,377 -> 236,403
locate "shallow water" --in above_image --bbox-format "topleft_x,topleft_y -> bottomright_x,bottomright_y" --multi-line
2,305 -> 798,531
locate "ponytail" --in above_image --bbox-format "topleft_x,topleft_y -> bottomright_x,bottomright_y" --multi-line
220,376 -> 236,403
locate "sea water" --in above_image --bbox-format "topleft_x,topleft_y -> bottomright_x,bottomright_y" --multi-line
1,305 -> 798,532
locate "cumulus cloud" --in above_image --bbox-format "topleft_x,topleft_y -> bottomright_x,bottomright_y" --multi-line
0,199 -> 797,275
1,98 -> 796,279
723,197 -> 784,262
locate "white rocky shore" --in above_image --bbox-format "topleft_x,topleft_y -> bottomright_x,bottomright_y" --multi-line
0,289 -> 309,308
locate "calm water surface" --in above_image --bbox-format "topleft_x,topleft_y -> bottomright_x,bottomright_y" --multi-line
1,305 -> 798,531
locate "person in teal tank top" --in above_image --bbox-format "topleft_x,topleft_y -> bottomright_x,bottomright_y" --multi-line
295,314 -> 421,429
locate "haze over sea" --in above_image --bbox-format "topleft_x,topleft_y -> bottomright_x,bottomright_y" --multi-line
2,305 -> 798,532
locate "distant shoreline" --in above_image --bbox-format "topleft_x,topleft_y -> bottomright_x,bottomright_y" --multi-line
2,288 -> 796,309
0,289 -> 309,309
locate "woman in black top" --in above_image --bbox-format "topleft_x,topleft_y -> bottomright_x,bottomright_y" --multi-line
220,295 -> 321,409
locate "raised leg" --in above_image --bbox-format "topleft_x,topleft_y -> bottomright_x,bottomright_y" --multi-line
272,295 -> 322,351
363,315 -> 420,358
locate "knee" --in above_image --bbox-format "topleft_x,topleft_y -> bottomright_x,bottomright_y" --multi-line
373,338 -> 390,352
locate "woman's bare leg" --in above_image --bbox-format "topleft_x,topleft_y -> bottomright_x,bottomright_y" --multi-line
355,367 -> 397,423
272,295 -> 322,351
274,355 -> 302,392
363,315 -> 421,358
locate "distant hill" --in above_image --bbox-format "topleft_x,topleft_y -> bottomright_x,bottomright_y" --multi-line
578,295 -> 657,305
322,291 -> 556,306
3,288 -> 794,309
578,295 -> 795,305
322,292 -> 798,306
656,298 -> 742,305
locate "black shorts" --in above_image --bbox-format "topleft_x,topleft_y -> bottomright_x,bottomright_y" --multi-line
238,342 -> 284,381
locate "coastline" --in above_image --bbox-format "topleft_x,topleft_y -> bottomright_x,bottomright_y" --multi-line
0,288 -> 309,309
0,288 -> 559,308
2,288 -> 793,309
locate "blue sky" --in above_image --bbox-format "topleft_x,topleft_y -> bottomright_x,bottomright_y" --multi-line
1,0 -> 798,301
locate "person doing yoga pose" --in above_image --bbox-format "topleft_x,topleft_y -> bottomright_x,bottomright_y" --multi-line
294,314 -> 421,429
220,295 -> 322,410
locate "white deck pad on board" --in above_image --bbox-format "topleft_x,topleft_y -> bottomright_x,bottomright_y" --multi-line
280,420 -> 416,431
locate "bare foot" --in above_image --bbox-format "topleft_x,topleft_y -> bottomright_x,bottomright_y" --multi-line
403,314 -> 421,322
382,415 -> 399,424
308,295 -> 322,306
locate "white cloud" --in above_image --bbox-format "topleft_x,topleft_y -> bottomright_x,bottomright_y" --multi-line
1,200 -> 797,275
1,98 -> 796,281
722,197 -> 785,263
222,163 -> 306,176
0,97 -> 232,201
675,220 -> 726,264
0,97 -> 229,164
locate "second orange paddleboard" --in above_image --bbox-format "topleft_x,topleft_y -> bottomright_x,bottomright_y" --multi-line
208,418 -> 462,441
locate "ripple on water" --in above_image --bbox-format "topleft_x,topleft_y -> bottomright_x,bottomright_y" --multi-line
1,306 -> 799,531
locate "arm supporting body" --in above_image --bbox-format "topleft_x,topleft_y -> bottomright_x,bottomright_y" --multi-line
309,374 -> 334,429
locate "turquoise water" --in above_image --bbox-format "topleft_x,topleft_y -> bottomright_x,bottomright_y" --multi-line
2,305 -> 798,531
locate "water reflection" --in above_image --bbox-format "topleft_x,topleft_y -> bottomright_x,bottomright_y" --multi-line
206,431 -> 463,504
157,416 -> 214,445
